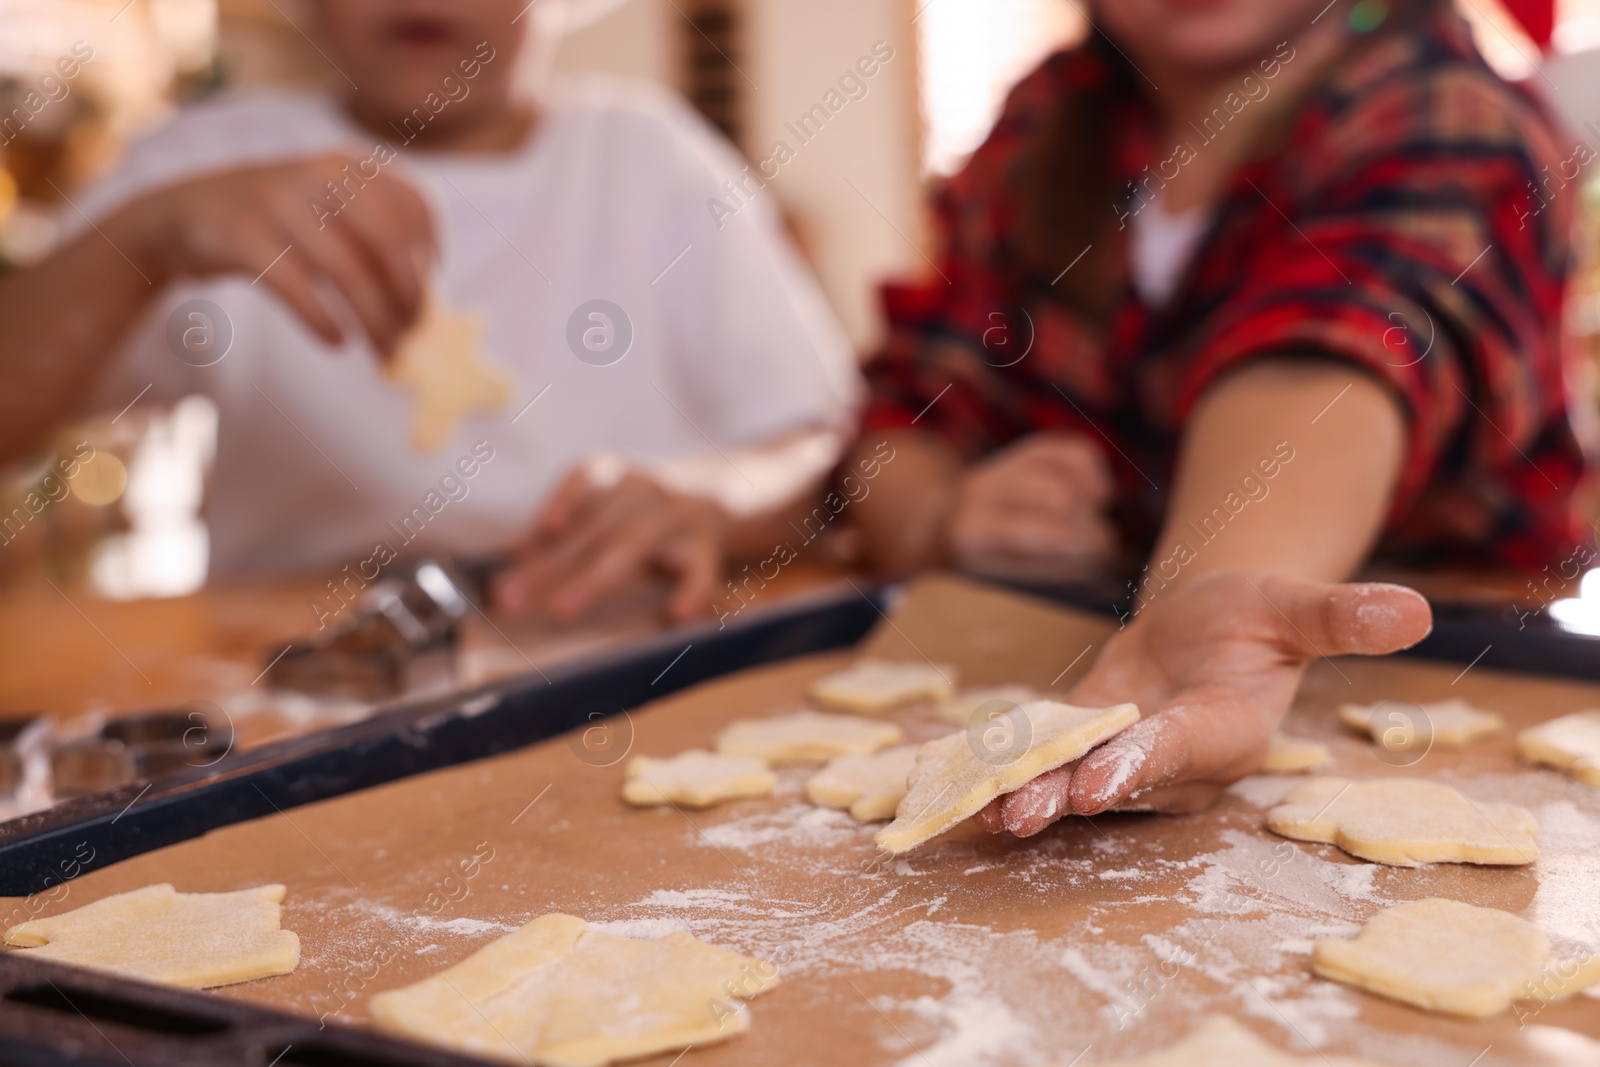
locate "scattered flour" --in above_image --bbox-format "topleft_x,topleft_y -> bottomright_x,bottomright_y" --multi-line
587,917 -> 693,940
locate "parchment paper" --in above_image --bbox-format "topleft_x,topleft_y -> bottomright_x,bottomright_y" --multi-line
4,575 -> 1599,1066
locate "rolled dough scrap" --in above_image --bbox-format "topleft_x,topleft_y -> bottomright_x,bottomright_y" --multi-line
1094,1014 -> 1396,1066
1263,733 -> 1332,773
715,710 -> 903,763
936,685 -> 1039,725
874,699 -> 1139,854
1266,776 -> 1538,866
1337,698 -> 1503,749
622,750 -> 775,808
806,744 -> 920,821
1516,709 -> 1600,786
3,883 -> 299,989
369,912 -> 777,1067
809,658 -> 956,713
1313,898 -> 1600,1016
387,293 -> 511,453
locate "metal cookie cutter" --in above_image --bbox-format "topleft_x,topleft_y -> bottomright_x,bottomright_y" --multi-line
266,559 -> 472,701
101,706 -> 234,778
49,705 -> 233,799
0,713 -> 51,807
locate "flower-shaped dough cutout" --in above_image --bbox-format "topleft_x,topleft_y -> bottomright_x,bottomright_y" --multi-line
1267,776 -> 1537,866
1314,898 -> 1600,1016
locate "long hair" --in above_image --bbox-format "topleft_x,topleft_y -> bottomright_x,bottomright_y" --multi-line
1011,0 -> 1453,326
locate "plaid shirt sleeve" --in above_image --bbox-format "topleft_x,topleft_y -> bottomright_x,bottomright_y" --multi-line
1163,55 -> 1586,568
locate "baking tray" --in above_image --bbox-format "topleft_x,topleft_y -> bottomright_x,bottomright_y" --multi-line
0,574 -> 1596,1067
0,951 -> 486,1067
0,583 -> 887,898
6,577 -> 1598,897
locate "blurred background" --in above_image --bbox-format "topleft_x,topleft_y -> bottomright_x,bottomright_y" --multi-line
1,0 -> 1599,600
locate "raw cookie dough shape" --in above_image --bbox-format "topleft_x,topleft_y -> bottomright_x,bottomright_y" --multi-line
1266,776 -> 1538,866
4,883 -> 299,989
369,912 -> 778,1067
1517,709 -> 1600,786
387,293 -> 511,453
806,744 -> 920,821
1093,1014 -> 1397,1066
1263,733 -> 1332,773
936,685 -> 1038,725
622,750 -> 775,808
809,658 -> 956,713
874,699 -> 1140,854
1337,698 -> 1502,750
715,710 -> 903,763
1313,898 -> 1600,1017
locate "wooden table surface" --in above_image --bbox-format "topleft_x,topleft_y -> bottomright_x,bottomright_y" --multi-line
0,561 -> 850,752
4,575 -> 1597,1067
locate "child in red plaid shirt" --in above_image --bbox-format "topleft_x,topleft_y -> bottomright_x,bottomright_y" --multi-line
847,0 -> 1593,832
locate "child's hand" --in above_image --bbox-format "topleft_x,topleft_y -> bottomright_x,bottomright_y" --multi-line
974,570 -> 1432,836
124,153 -> 435,357
948,433 -> 1117,580
492,467 -> 727,624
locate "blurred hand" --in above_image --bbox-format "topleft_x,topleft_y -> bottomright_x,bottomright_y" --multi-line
126,153 -> 435,356
949,433 -> 1117,579
975,571 -> 1432,836
492,468 -> 728,623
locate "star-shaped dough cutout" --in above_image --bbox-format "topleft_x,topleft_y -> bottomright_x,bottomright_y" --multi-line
1262,732 -> 1332,773
807,744 -> 920,821
387,294 -> 511,453
369,913 -> 778,1067
715,710 -> 903,763
1517,708 -> 1600,785
1267,776 -> 1538,866
622,749 -> 775,808
4,883 -> 299,988
1338,699 -> 1503,749
809,659 -> 957,714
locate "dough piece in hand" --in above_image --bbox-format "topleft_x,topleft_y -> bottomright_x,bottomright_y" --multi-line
806,745 -> 920,821
809,659 -> 956,713
3,883 -> 299,989
874,700 -> 1139,854
1516,709 -> 1600,786
1262,733 -> 1332,773
1337,699 -> 1503,749
1094,1014 -> 1396,1066
622,750 -> 775,808
387,293 -> 511,453
936,685 -> 1038,725
1313,898 -> 1600,1017
1266,776 -> 1538,866
715,710 -> 903,763
369,913 -> 777,1067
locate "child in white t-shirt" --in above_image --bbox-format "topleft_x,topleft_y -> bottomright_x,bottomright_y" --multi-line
0,0 -> 859,623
